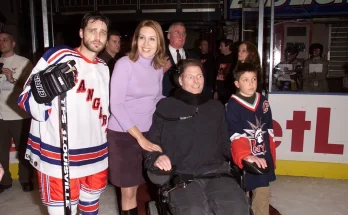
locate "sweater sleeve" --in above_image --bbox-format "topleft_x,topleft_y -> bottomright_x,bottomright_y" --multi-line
155,71 -> 165,104
226,100 -> 251,169
109,57 -> 135,131
144,110 -> 165,171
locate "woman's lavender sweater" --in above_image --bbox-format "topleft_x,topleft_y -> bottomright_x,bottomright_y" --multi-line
108,55 -> 164,132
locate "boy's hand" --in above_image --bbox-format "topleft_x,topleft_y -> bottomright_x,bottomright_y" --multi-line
243,155 -> 267,169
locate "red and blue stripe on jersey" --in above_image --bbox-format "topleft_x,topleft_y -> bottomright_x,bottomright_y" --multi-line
27,134 -> 108,167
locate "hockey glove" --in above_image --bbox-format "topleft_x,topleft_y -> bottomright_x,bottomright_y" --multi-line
31,60 -> 77,104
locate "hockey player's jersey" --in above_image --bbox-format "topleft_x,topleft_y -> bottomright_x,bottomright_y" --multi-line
17,45 -> 110,179
226,93 -> 276,191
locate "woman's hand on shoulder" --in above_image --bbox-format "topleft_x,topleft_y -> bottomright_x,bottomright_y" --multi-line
138,137 -> 163,152
154,155 -> 172,171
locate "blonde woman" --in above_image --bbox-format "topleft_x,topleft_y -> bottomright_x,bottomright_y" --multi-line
108,20 -> 167,215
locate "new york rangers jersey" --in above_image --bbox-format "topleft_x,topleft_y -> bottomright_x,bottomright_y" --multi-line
226,93 -> 276,191
17,45 -> 110,179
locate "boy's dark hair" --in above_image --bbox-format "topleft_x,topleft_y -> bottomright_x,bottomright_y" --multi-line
234,63 -> 257,81
80,12 -> 110,31
107,30 -> 121,41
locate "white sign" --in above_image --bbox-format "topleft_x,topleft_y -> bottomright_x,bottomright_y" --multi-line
269,93 -> 348,164
309,64 -> 323,73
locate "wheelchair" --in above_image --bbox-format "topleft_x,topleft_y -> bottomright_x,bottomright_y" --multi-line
147,161 -> 269,215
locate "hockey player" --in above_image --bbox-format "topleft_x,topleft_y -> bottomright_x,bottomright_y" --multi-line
17,12 -> 110,215
226,63 -> 276,215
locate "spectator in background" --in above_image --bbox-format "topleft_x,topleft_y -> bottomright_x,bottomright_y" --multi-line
214,39 -> 235,104
302,43 -> 329,92
198,39 -> 215,97
162,22 -> 198,96
0,32 -> 33,193
273,46 -> 302,91
54,31 -> 65,46
99,30 -> 121,75
234,41 -> 263,93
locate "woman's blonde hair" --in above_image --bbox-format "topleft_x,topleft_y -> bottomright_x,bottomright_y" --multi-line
128,20 -> 167,69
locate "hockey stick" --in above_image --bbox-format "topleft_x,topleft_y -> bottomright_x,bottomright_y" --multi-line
58,60 -> 76,215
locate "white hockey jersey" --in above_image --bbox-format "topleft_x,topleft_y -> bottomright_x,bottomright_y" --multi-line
17,45 -> 110,178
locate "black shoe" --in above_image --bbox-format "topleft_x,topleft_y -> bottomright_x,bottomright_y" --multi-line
21,182 -> 34,192
0,184 -> 12,193
121,207 -> 138,215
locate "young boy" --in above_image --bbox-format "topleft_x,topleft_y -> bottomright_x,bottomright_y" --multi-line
226,63 -> 276,215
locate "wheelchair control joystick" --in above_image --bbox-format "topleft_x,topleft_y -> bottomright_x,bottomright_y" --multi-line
162,173 -> 194,198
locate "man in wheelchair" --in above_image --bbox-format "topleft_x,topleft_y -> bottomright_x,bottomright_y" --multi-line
144,59 -> 250,215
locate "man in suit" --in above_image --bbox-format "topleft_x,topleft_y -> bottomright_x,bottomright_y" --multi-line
162,22 -> 197,96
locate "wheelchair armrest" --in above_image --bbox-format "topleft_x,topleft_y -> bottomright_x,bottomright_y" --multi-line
147,165 -> 177,186
172,174 -> 194,186
242,160 -> 270,175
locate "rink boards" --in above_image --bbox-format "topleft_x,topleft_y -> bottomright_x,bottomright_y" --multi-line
269,92 -> 348,179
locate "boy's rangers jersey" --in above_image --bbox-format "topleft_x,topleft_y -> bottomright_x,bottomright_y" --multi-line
17,45 -> 110,179
226,93 -> 276,191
